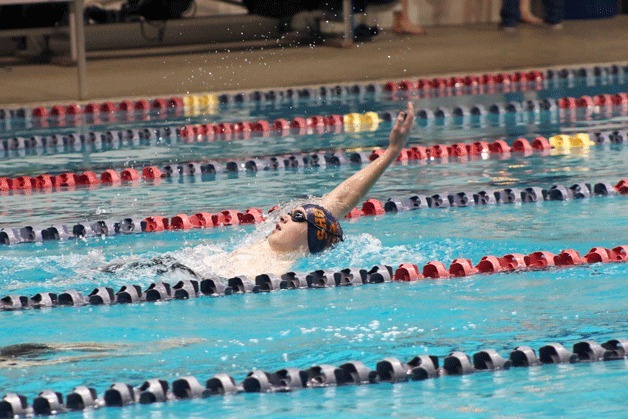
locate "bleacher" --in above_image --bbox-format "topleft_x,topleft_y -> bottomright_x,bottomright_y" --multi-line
0,0 -> 356,56
0,0 -> 320,99
0,1 -> 285,56
0,0 -> 355,98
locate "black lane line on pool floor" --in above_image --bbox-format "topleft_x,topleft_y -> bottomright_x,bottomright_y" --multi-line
0,337 -> 625,416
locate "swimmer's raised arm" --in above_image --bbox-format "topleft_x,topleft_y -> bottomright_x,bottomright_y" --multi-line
321,102 -> 415,219
264,102 -> 414,258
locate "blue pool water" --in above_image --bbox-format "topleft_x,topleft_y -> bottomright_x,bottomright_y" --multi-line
0,74 -> 627,417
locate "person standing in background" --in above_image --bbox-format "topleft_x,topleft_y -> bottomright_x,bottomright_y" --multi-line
351,0 -> 426,36
520,0 -> 543,24
323,0 -> 425,41
501,0 -> 565,29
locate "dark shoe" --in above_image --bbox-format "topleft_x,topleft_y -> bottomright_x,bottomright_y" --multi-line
354,24 -> 374,42
369,25 -> 380,36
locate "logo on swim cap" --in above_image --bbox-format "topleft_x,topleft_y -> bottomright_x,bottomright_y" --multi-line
302,204 -> 343,254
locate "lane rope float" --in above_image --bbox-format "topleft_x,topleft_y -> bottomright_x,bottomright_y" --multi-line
0,62 -> 625,126
177,93 -> 627,139
0,178 -> 625,247
0,336 -> 625,416
1,244 -> 626,311
2,129 -> 624,197
2,92 -> 625,161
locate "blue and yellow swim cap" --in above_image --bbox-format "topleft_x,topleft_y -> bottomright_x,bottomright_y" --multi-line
301,204 -> 344,253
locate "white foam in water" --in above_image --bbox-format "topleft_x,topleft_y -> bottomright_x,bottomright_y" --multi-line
79,199 -> 319,281
294,231 -> 434,273
0,216 -> 463,289
1,250 -> 107,291
164,198 -> 337,278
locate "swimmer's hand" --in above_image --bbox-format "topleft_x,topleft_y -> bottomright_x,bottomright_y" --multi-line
388,101 -> 415,152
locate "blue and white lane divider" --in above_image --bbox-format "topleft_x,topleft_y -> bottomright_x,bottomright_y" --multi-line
0,337 -> 625,416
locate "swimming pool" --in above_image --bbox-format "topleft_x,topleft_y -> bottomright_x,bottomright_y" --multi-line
0,67 -> 626,417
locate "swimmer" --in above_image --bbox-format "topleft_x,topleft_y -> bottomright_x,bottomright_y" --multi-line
0,338 -> 205,368
224,101 -> 415,277
0,342 -> 125,369
103,102 -> 415,279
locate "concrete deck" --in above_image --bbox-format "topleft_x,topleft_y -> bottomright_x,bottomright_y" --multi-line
1,15 -> 627,106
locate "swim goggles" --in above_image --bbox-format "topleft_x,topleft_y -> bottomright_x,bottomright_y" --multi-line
288,210 -> 344,240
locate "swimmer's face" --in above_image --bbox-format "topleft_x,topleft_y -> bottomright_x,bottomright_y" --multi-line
267,206 -> 309,253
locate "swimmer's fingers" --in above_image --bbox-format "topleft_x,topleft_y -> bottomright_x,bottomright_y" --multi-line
405,102 -> 415,127
394,105 -> 408,126
400,102 -> 415,133
389,102 -> 415,149
393,102 -> 415,132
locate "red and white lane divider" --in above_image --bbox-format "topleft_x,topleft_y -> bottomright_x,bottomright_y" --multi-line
1,179 -> 626,246
0,62 -> 625,127
1,244 -> 626,312
2,129 -> 624,196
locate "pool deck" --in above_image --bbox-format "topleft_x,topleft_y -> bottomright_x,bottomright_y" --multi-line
1,15 -> 627,107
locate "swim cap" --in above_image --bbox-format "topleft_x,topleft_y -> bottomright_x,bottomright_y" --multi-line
301,204 -> 343,254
